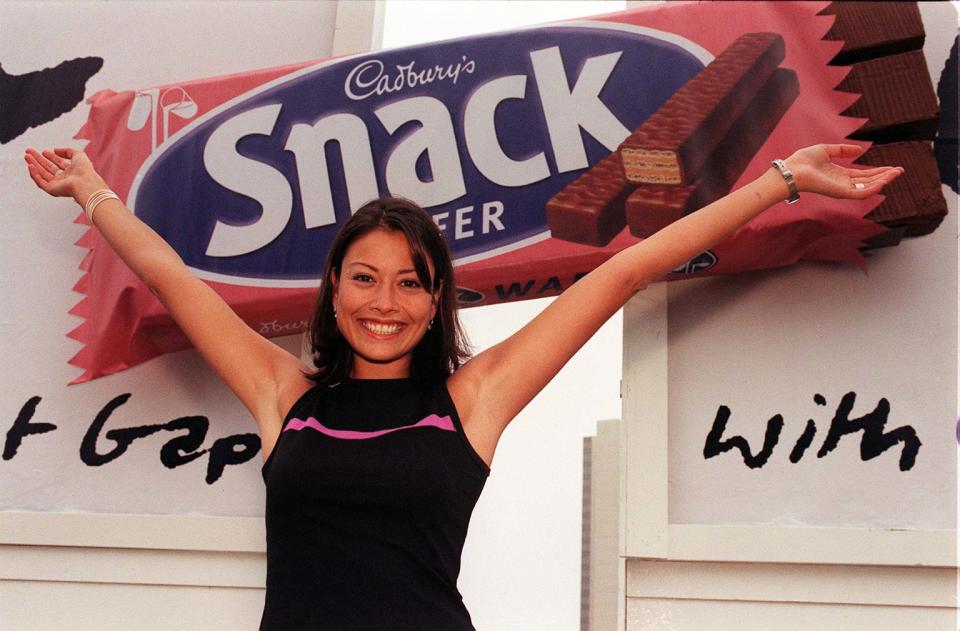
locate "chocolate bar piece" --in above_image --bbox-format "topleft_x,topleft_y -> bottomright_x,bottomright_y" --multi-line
855,141 -> 947,238
546,153 -> 629,246
626,69 -> 799,239
619,32 -> 785,185
861,225 -> 906,250
839,50 -> 939,143
820,2 -> 925,66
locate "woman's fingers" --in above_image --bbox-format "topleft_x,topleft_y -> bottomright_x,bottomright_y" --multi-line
26,162 -> 59,195
25,147 -> 83,196
24,149 -> 44,172
846,166 -> 894,179
26,148 -> 58,176
822,143 -> 865,160
849,169 -> 899,186
877,167 -> 904,185
26,163 -> 50,189
24,152 -> 54,182
32,148 -> 57,172
847,167 -> 903,198
42,149 -> 70,171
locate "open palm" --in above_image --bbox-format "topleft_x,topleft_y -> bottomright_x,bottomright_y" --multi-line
786,144 -> 903,200
24,147 -> 107,200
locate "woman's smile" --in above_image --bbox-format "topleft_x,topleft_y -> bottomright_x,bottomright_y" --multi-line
334,228 -> 437,378
358,319 -> 406,337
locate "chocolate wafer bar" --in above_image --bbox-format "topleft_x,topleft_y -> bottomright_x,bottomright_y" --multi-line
626,69 -> 799,239
820,1 -> 924,66
619,32 -> 785,185
861,225 -> 906,250
546,153 -> 629,246
855,141 -> 947,238
839,50 -> 939,143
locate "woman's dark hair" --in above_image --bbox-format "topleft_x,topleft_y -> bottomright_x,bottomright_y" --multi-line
305,196 -> 471,385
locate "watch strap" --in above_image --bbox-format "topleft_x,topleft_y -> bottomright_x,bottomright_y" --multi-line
771,159 -> 800,205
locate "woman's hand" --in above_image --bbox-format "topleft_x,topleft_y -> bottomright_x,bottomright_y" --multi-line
24,147 -> 109,206
784,143 -> 903,200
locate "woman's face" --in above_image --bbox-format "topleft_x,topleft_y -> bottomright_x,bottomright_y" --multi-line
333,228 -> 437,379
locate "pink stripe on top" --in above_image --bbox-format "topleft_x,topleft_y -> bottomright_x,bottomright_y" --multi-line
285,414 -> 455,440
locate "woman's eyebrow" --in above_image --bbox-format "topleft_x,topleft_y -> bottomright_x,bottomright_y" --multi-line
348,261 -> 417,274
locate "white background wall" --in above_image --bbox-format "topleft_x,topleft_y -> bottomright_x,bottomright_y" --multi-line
613,2 -> 958,628
658,1 -> 958,529
0,1 -> 340,519
1,2 -> 339,627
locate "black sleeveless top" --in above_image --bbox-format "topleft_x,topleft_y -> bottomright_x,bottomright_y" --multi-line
260,377 -> 490,630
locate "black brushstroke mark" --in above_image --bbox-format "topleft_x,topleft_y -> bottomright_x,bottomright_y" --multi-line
788,394 -> 827,463
788,420 -> 818,463
816,392 -> 921,472
80,393 -> 167,466
78,393 -> 261,483
0,57 -> 103,143
705,392 -> 920,471
703,406 -> 784,469
3,393 -> 261,484
935,36 -> 958,192
3,396 -> 57,460
207,433 -> 261,484
158,416 -> 210,468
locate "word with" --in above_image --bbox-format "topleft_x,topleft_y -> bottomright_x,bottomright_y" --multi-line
3,394 -> 260,484
345,56 -> 477,100
703,392 -> 921,471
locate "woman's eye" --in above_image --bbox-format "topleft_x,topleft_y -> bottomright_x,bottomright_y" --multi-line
352,274 -> 373,283
400,279 -> 422,289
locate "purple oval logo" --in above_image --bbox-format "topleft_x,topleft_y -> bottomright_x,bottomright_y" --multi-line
130,24 -> 707,285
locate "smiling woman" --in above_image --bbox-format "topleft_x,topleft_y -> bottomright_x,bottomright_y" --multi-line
307,196 -> 470,385
24,140 -> 902,629
334,231 -> 438,374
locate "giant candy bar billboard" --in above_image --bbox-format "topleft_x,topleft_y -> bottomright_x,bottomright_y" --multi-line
71,1 -> 951,382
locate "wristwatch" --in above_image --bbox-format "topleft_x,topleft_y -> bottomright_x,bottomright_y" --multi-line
771,159 -> 799,204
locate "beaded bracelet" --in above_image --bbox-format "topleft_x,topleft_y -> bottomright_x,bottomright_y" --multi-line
84,189 -> 120,223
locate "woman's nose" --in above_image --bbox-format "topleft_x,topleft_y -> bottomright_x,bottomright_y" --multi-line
371,282 -> 398,312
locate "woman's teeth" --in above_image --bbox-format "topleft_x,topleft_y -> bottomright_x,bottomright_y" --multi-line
362,321 -> 403,335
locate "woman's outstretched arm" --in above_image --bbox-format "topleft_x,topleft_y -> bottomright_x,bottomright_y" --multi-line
449,144 -> 903,464
25,147 -> 311,459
